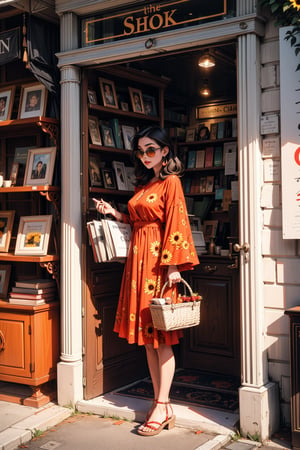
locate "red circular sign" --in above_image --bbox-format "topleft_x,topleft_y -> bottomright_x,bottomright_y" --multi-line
295,147 -> 300,166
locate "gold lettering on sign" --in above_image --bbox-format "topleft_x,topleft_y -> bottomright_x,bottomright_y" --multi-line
123,6 -> 177,36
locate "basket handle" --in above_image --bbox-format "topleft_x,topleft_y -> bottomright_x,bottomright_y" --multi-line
160,278 -> 193,298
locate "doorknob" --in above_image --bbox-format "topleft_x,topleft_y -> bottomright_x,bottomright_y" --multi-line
233,242 -> 250,253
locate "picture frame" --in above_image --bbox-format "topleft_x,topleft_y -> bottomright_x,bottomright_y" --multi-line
0,211 -> 15,252
203,220 -> 218,242
88,116 -> 102,145
15,215 -> 53,256
0,264 -> 12,299
121,101 -> 129,111
23,147 -> 56,186
9,162 -> 19,185
87,89 -> 98,105
101,168 -> 117,190
99,78 -> 118,109
190,216 -> 201,231
100,123 -> 115,147
143,94 -> 157,116
112,161 -> 128,191
0,86 -> 15,121
89,155 -> 103,187
129,87 -> 144,114
185,127 -> 196,142
121,125 -> 135,150
18,83 -> 48,119
198,126 -> 210,140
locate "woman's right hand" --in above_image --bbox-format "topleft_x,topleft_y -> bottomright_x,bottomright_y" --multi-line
93,198 -> 115,215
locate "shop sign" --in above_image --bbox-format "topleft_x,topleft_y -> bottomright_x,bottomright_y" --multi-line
0,28 -> 20,66
196,102 -> 237,119
280,27 -> 300,239
82,0 -> 227,47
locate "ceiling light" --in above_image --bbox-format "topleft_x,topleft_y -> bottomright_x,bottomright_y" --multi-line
200,81 -> 211,97
198,52 -> 216,68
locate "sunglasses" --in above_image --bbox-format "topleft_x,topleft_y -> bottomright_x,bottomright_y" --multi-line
136,146 -> 161,158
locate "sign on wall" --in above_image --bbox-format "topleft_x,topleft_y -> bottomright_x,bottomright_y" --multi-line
0,28 -> 20,66
280,27 -> 300,239
81,0 -> 227,47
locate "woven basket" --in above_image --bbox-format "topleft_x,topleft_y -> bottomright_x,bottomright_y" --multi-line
150,279 -> 202,331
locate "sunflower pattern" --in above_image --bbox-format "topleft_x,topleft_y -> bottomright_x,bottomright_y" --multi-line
114,175 -> 199,349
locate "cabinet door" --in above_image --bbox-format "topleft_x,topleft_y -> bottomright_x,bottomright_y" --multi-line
0,311 -> 31,379
183,260 -> 240,376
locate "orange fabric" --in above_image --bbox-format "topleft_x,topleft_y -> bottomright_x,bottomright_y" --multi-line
113,175 -> 199,349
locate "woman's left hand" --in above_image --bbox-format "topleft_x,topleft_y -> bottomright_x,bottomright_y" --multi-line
167,265 -> 181,287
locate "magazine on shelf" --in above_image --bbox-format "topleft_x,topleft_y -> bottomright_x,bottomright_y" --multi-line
15,279 -> 56,289
9,291 -> 55,300
87,221 -> 101,262
102,219 -> 131,261
11,286 -> 56,295
93,220 -> 108,262
8,298 -> 51,306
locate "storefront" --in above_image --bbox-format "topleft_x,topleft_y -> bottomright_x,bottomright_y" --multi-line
46,0 -> 300,441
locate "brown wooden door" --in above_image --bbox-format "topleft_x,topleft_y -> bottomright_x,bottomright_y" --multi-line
83,257 -> 148,399
183,257 -> 240,376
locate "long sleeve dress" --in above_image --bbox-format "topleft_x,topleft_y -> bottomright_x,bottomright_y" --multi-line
113,174 -> 199,349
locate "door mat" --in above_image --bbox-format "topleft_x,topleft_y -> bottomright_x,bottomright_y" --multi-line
114,370 -> 239,412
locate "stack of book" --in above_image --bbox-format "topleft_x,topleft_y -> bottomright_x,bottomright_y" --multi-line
87,220 -> 108,263
9,279 -> 57,306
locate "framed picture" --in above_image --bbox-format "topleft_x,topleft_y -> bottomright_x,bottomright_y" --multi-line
18,83 -> 48,119
99,78 -> 118,109
190,216 -> 201,231
89,155 -> 103,187
101,168 -> 116,190
143,94 -> 157,116
122,125 -> 135,150
203,220 -> 218,242
88,116 -> 102,145
0,86 -> 15,121
185,127 -> 196,142
210,123 -> 218,140
129,87 -> 144,114
15,215 -> 53,256
9,162 -> 19,185
112,161 -> 128,190
100,123 -> 115,147
0,211 -> 15,252
0,264 -> 11,299
23,147 -> 56,186
121,101 -> 129,111
198,126 -> 210,140
87,89 -> 97,105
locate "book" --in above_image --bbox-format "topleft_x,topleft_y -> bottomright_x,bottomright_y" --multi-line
109,118 -> 122,148
206,176 -> 214,193
232,117 -> 237,138
195,150 -> 205,168
222,189 -> 232,211
224,119 -> 232,138
205,147 -> 214,168
15,279 -> 56,289
183,177 -> 192,194
223,142 -> 237,175
187,150 -> 196,168
217,121 -> 225,139
87,221 -> 101,262
102,219 -> 131,261
8,298 -> 50,306
210,123 -> 218,140
124,166 -> 136,191
199,177 -> 207,193
9,291 -> 55,300
93,220 -> 108,262
112,161 -> 128,190
11,286 -> 56,294
213,146 -> 223,167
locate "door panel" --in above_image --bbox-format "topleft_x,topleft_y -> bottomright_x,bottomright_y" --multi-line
184,258 -> 240,376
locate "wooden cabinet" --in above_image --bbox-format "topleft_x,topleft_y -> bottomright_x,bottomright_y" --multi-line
0,114 -> 60,405
183,256 -> 240,376
0,301 -> 59,406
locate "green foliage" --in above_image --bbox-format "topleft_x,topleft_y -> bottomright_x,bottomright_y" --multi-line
32,428 -> 44,438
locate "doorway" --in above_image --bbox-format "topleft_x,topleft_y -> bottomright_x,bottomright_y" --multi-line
83,42 -> 240,399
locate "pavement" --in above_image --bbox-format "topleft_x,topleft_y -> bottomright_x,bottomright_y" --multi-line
0,387 -> 292,450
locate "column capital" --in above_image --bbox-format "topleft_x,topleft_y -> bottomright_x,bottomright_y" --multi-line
60,65 -> 81,84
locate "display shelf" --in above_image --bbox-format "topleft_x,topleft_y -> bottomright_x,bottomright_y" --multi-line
89,144 -> 132,156
0,117 -> 59,142
89,104 -> 160,123
178,137 -> 237,147
89,187 -> 133,196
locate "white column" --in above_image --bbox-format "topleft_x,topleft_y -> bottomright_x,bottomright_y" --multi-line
57,12 -> 83,407
237,33 -> 279,440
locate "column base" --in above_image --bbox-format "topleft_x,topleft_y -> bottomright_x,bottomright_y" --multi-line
57,360 -> 83,407
239,382 -> 280,442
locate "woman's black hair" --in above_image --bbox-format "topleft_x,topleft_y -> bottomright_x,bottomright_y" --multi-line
131,126 -> 183,186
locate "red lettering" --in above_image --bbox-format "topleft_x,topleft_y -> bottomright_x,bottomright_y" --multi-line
136,15 -> 149,33
123,16 -> 135,35
294,147 -> 300,166
163,9 -> 177,27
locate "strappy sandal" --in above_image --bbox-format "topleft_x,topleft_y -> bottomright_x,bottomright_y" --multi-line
137,399 -> 157,433
137,401 -> 175,437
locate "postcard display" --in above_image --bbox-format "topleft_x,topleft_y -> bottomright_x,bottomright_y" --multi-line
0,81 -> 60,407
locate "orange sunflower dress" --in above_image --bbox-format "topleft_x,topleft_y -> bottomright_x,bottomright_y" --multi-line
113,174 -> 199,349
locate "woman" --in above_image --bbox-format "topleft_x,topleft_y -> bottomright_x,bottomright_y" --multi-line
94,126 -> 199,436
